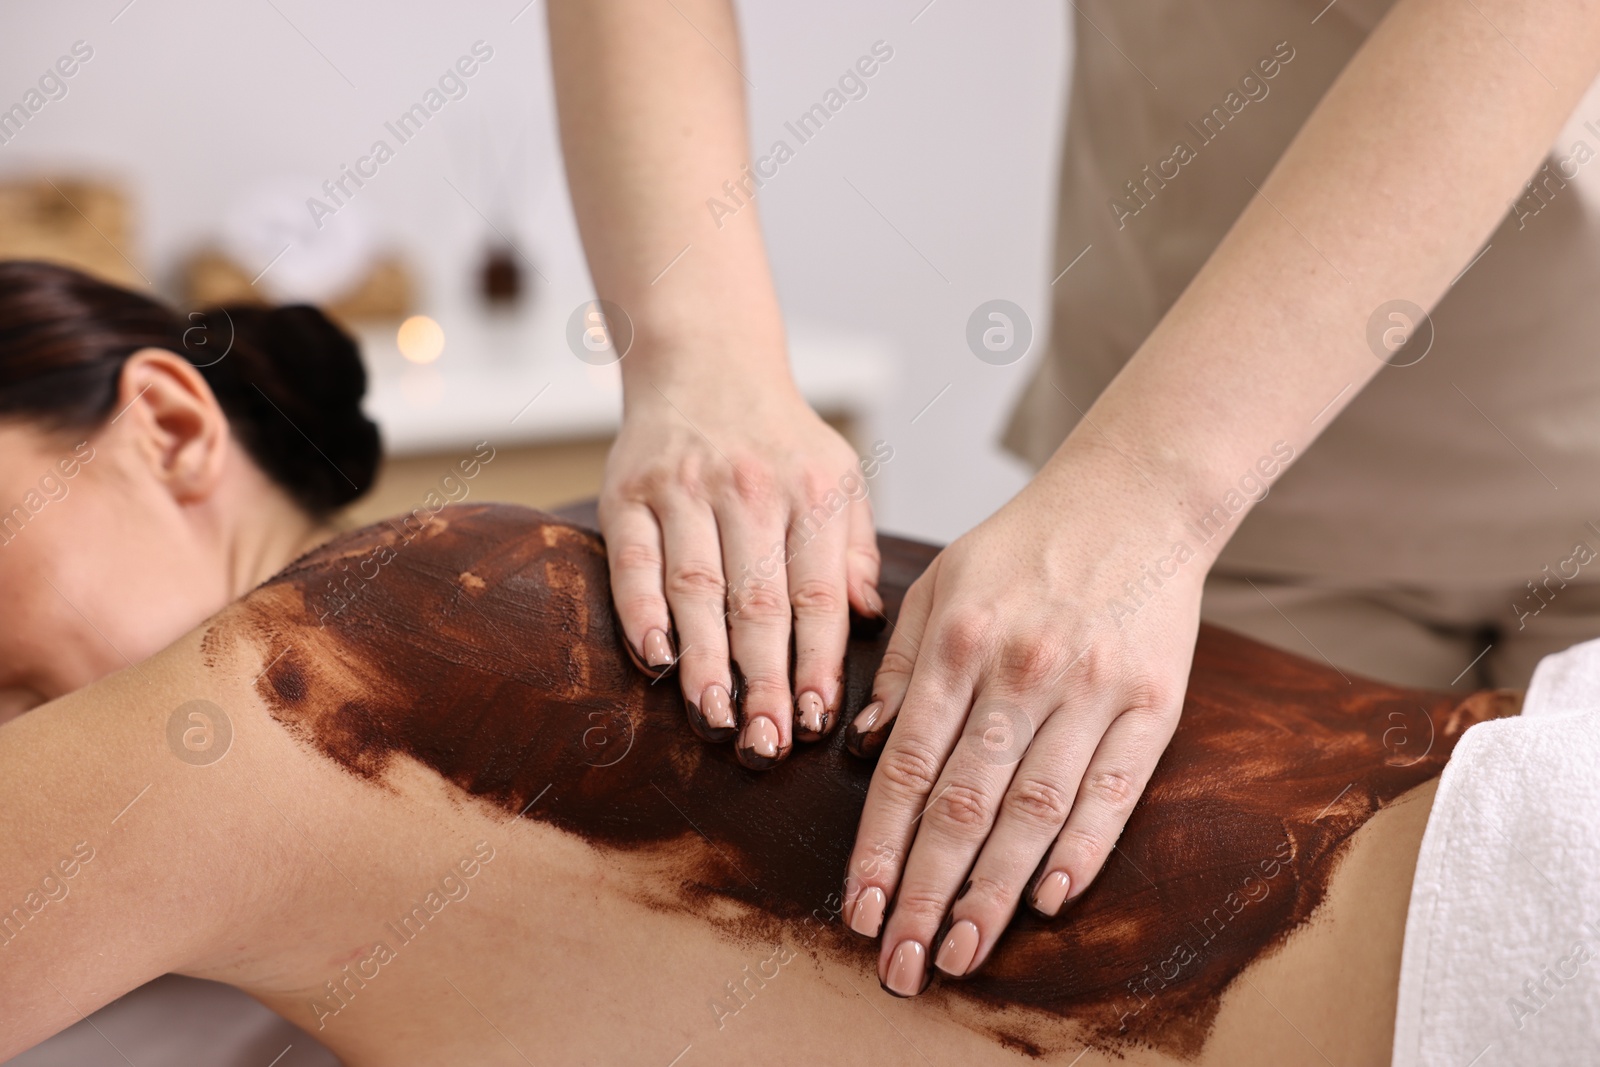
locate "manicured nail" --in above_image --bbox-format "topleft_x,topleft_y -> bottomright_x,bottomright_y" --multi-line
738,715 -> 781,767
885,940 -> 927,997
863,584 -> 883,616
935,919 -> 980,976
848,886 -> 886,937
846,700 -> 898,757
1034,870 -> 1071,916
853,700 -> 885,733
796,690 -> 826,735
687,683 -> 737,741
701,684 -> 734,730
643,628 -> 673,668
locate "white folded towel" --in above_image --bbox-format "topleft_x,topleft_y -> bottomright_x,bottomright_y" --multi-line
1391,636 -> 1600,1066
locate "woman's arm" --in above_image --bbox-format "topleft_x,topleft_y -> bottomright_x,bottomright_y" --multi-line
850,0 -> 1600,991
546,0 -> 882,766
0,631 -> 316,1058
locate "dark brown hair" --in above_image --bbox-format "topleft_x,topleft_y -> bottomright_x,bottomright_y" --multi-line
0,260 -> 380,516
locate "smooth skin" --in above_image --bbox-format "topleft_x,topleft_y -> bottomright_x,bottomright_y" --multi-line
0,353 -> 1444,1064
0,389 -> 1444,1065
0,349 -> 329,726
547,0 -> 1600,993
548,1 -> 883,767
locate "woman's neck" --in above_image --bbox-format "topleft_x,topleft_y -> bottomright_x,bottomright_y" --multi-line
226,492 -> 339,601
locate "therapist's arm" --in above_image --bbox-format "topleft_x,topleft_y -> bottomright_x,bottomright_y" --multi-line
546,0 -> 881,767
846,0 -> 1600,992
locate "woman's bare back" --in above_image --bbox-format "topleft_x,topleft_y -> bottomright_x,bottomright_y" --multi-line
181,502 -> 1513,1064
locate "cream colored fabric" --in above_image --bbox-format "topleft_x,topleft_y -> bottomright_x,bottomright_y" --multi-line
1200,569 -> 1600,690
1003,1 -> 1600,586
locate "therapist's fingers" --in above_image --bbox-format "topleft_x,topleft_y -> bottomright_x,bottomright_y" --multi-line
786,484 -> 853,742
1028,701 -> 1178,918
597,498 -> 675,676
926,706 -> 1101,978
841,574 -> 971,944
843,556 -> 939,759
869,692 -> 1047,995
844,492 -> 883,620
720,495 -> 794,769
656,496 -> 736,742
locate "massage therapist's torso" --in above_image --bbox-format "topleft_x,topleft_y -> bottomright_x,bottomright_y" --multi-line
1005,0 -> 1600,584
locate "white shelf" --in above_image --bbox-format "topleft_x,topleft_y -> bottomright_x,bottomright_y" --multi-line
355,300 -> 894,456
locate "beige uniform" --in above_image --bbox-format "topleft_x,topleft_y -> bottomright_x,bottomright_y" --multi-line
1001,0 -> 1600,689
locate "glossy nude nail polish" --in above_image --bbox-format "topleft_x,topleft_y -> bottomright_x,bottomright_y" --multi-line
737,714 -> 783,769
1033,870 -> 1071,916
796,690 -> 827,736
643,627 -> 674,668
934,919 -> 980,977
885,940 -> 928,997
700,683 -> 734,729
848,886 -> 886,937
844,699 -> 899,757
686,683 -> 736,741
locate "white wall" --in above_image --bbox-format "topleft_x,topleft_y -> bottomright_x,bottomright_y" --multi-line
0,0 -> 1067,542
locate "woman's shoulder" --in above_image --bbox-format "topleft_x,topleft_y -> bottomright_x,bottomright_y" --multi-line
261,503 -> 605,615
210,499 -> 642,780
307,501 -> 594,567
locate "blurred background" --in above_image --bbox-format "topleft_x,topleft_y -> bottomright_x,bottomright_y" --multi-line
0,0 -> 1069,543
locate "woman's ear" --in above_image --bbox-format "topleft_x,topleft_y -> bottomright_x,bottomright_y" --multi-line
112,348 -> 231,505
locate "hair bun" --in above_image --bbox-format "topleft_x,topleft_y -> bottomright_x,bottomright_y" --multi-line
195,304 -> 381,516
0,261 -> 381,518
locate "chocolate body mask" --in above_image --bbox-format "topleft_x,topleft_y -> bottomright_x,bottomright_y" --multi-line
212,503 -> 1514,1058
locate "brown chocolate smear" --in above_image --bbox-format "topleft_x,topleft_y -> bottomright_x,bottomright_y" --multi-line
210,502 -> 1513,1058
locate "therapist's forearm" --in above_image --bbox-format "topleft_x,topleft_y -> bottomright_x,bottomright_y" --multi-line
1044,0 -> 1600,551
546,0 -> 791,392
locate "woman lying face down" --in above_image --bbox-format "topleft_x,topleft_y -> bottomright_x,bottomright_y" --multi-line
0,264 -> 1518,1065
2,514 -> 1515,1063
207,502 -> 1516,1063
0,261 -> 372,723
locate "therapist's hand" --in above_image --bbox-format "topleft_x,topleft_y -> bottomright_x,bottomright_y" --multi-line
599,366 -> 882,768
839,438 -> 1206,994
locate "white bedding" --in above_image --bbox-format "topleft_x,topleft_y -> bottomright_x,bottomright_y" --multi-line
1391,636 -> 1600,1066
